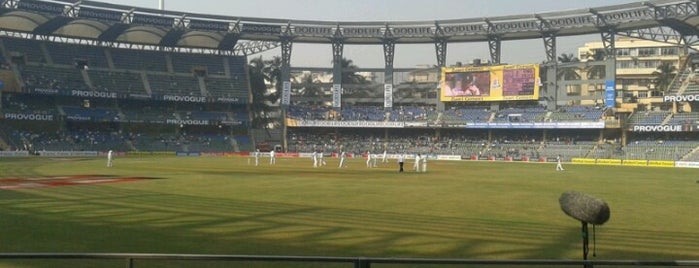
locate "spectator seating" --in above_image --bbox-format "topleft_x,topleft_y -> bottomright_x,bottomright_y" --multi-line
111,48 -> 168,72
627,111 -> 672,125
45,42 -> 109,68
89,70 -> 146,94
21,65 -> 90,91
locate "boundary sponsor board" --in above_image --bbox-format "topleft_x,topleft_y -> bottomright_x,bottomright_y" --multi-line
596,159 -> 622,165
38,151 -> 99,157
675,161 -> 699,168
441,64 -> 539,102
572,158 -> 597,164
622,159 -> 648,166
0,151 -> 30,157
647,160 -> 675,167
127,151 -> 173,156
176,152 -> 201,156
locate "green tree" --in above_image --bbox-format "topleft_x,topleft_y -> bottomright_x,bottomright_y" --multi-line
340,58 -> 368,84
652,62 -> 677,93
332,58 -> 372,98
247,56 -> 281,129
296,73 -> 324,105
557,53 -> 581,81
585,50 -> 607,80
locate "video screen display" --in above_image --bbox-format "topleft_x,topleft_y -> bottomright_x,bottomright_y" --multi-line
441,64 -> 539,102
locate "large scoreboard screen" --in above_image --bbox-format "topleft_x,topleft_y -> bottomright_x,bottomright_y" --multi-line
440,64 -> 540,102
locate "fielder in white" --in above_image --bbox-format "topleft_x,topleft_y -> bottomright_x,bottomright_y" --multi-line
269,149 -> 276,165
382,150 -> 388,163
312,151 -> 318,168
253,149 -> 260,166
107,150 -> 114,167
556,155 -> 564,171
413,153 -> 421,172
319,151 -> 327,166
339,151 -> 347,168
421,154 -> 428,172
366,151 -> 372,168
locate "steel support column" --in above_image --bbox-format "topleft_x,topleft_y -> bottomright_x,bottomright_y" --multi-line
280,37 -> 292,86
488,35 -> 501,64
543,32 -> 556,63
600,29 -> 616,59
434,38 -> 447,67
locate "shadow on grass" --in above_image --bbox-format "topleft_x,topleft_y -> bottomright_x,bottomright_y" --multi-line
1,184 -> 698,268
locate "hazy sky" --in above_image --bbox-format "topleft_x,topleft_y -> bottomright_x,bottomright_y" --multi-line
94,0 -> 641,68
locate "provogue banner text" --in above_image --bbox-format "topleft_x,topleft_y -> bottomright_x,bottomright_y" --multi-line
664,94 -> 699,102
3,112 -> 54,121
631,125 -> 694,132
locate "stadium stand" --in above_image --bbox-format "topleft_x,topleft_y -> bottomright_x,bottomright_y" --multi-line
2,38 -> 46,63
89,70 -> 146,95
45,42 -> 110,68
147,73 -> 201,95
441,107 -> 492,123
110,48 -> 168,72
549,106 -> 605,122
0,35 -> 252,153
627,110 -> 672,125
171,53 -> 226,75
20,64 -> 90,91
2,35 -> 699,159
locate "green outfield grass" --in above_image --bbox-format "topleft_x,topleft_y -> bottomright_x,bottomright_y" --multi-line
0,156 -> 698,267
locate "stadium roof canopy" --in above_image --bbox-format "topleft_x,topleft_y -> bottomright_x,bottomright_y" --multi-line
0,0 -> 698,54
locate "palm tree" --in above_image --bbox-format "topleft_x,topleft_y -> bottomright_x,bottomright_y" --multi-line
296,73 -> 324,105
652,62 -> 677,93
585,50 -> 606,80
339,58 -> 368,85
247,56 -> 281,129
557,53 -> 581,81
558,53 -> 579,63
263,56 -> 282,103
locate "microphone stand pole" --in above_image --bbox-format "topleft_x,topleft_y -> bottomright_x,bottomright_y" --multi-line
582,221 -> 592,268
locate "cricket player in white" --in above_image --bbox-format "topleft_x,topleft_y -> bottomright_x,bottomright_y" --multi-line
312,151 -> 318,168
253,149 -> 260,166
366,151 -> 372,168
556,155 -> 564,171
107,150 -> 114,167
421,154 -> 428,172
382,150 -> 388,163
413,153 -> 421,172
339,151 -> 347,168
319,151 -> 327,166
269,149 -> 276,165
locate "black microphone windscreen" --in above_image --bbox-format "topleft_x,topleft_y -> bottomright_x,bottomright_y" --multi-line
559,191 -> 610,225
